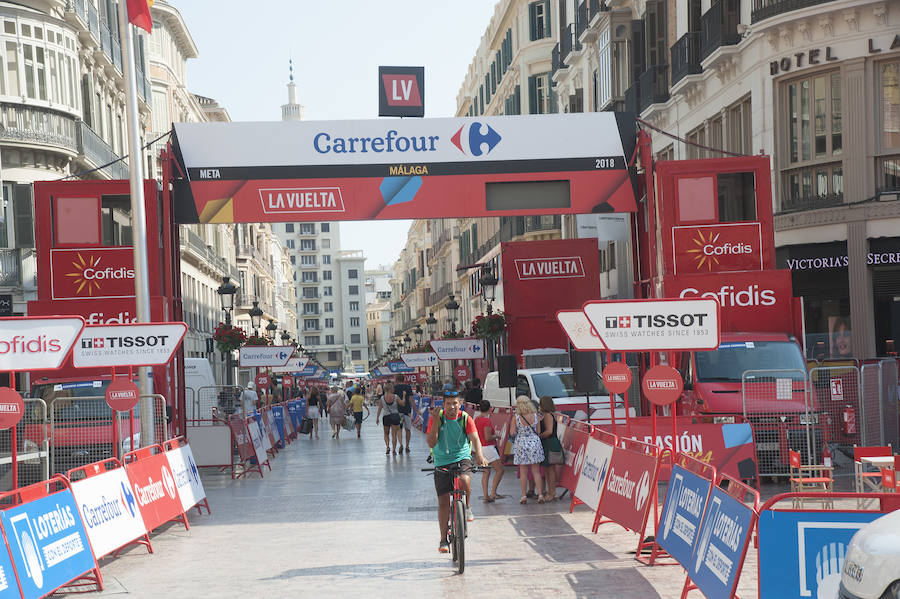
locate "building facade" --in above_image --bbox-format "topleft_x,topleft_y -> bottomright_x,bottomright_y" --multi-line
365,267 -> 393,366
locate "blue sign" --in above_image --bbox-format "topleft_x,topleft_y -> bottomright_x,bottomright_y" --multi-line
354,365 -> 364,373
272,406 -> 286,447
387,361 -> 414,373
299,365 -> 317,377
0,530 -> 19,598
689,487 -> 755,599
658,465 -> 712,568
759,509 -> 879,599
1,489 -> 98,599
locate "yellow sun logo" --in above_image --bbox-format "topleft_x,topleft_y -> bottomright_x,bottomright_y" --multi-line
685,230 -> 720,271
65,252 -> 102,296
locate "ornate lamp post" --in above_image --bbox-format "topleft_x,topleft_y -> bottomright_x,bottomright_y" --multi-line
280,330 -> 291,345
216,276 -> 237,386
266,319 -> 277,341
249,301 -> 263,337
413,325 -> 424,346
480,264 -> 499,371
426,312 -> 437,340
446,294 -> 460,334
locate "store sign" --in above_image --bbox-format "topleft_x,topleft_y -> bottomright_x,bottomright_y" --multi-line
672,223 -> 762,275
238,346 -> 292,367
557,309 -> 605,351
430,338 -> 485,360
50,247 -> 135,300
401,352 -> 438,367
514,256 -> 585,280
0,316 -> 85,371
378,66 -> 424,117
583,299 -> 720,351
72,322 -> 187,368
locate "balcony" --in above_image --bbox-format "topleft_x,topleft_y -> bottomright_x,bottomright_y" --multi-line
235,245 -> 259,261
0,249 -> 19,286
624,82 -> 639,115
75,120 -> 128,180
638,65 -> 669,113
298,226 -> 317,236
179,228 -> 229,275
426,283 -> 453,308
552,43 -> 565,80
560,23 -> 582,64
500,215 -> 562,242
0,104 -> 78,152
671,32 -> 702,86
777,192 -> 844,214
751,0 -> 837,23
702,0 -> 742,61
575,1 -> 589,40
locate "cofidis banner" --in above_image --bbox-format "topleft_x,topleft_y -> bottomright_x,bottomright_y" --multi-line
70,467 -> 147,558
171,113 -> 637,224
658,465 -> 712,568
689,487 -> 755,599
1,489 -> 97,599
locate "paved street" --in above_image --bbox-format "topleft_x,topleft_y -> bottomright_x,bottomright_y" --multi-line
74,419 -> 759,599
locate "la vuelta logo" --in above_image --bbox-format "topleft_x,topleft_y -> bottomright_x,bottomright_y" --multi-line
50,247 -> 136,300
514,256 -> 585,280
673,223 -> 762,274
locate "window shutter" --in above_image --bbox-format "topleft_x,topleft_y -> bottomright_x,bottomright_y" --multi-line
529,2 -> 538,41
528,75 -> 537,114
549,79 -> 558,114
631,20 -> 646,83
543,0 -> 551,38
515,85 -> 521,114
472,223 -> 478,249
13,184 -> 33,248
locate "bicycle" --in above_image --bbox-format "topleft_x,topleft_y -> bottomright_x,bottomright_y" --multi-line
423,464 -> 483,574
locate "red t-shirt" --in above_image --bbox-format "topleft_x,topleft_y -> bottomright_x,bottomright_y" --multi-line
426,410 -> 477,435
474,416 -> 495,446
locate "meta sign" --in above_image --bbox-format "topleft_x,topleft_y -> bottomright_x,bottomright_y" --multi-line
378,66 -> 424,118
0,316 -> 84,371
72,322 -> 187,368
0,488 -> 98,599
658,465 -> 712,567
170,113 -> 637,225
583,298 -> 720,351
689,487 -> 756,599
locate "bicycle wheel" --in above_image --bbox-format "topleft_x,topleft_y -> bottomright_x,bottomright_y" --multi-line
453,500 -> 466,574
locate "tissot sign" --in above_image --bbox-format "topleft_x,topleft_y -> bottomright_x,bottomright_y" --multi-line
582,298 -> 720,351
378,66 -> 424,117
672,223 -> 762,275
171,113 -> 637,224
50,247 -> 135,300
515,256 -> 585,280
73,323 -> 187,368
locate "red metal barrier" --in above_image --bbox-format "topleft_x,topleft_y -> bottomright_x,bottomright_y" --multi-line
163,436 -> 211,516
123,444 -> 189,533
559,417 -> 594,492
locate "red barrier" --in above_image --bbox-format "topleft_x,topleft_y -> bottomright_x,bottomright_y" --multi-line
163,436 -> 211,516
594,436 -> 660,536
227,417 -> 259,478
559,416 -> 593,492
123,444 -> 189,533
261,409 -> 279,455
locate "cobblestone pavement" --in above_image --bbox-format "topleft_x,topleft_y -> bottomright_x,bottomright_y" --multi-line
68,419 -> 760,598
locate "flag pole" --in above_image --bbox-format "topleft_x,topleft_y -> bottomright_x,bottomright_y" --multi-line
116,0 -> 154,446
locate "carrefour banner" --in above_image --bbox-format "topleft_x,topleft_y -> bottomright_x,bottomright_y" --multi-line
70,467 -> 148,558
171,113 -> 637,224
0,489 -> 98,599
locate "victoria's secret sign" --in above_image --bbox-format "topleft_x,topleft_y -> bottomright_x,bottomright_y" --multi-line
778,239 -> 900,271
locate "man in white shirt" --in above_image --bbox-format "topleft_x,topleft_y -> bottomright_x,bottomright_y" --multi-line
240,382 -> 259,415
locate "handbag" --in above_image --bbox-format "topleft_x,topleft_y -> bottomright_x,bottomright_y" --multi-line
546,436 -> 565,465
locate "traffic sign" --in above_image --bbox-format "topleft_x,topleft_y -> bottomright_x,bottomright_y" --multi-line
430,338 -> 485,360
72,322 -> 187,368
582,298 -> 720,351
401,352 -> 438,367
282,375 -> 293,388
602,361 -> 633,394
0,316 -> 85,371
239,345 -> 293,367
0,387 -> 24,428
271,357 -> 309,373
105,379 -> 140,411
556,309 -> 605,350
454,364 -> 471,382
255,373 -> 271,389
642,366 -> 683,406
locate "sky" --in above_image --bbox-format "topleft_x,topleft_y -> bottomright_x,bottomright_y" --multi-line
176,0 -> 500,270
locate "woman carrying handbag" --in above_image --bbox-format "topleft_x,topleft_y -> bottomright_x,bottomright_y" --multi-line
538,396 -> 565,502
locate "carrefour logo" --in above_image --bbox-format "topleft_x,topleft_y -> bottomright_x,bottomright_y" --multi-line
451,122 -> 501,156
313,130 -> 439,154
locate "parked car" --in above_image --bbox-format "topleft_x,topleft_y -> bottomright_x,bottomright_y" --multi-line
840,509 -> 900,599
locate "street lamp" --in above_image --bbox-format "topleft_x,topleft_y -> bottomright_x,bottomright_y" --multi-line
266,319 -> 277,341
413,325 -> 423,346
480,264 -> 498,314
426,312 -> 437,339
404,333 -> 412,346
216,276 -> 237,387
249,301 -> 263,336
281,330 -> 291,345
446,294 -> 460,334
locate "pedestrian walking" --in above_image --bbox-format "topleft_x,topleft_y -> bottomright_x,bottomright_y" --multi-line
349,387 -> 369,438
474,399 -> 504,502
510,395 -> 545,504
394,374 -> 414,453
306,386 -> 322,439
538,396 -> 564,502
376,382 -> 401,454
239,382 -> 258,416
327,388 -> 348,439
465,377 -> 483,406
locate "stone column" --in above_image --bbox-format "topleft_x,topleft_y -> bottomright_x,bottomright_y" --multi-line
847,220 -> 875,358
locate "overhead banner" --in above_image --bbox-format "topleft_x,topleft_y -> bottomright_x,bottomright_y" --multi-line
583,298 -> 720,351
429,338 -> 485,360
72,322 -> 187,368
401,352 -> 438,367
171,113 -> 637,224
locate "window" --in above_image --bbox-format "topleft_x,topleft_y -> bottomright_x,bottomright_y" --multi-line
284,223 -> 294,233
686,124 -> 706,160
327,351 -> 338,360
324,286 -> 333,296
301,255 -> 316,266
289,255 -> 296,265
322,255 -> 331,265
528,73 -> 552,114
300,239 -> 316,251
303,302 -> 318,314
351,350 -> 362,360
348,285 -> 359,295
351,334 -> 361,343
323,270 -> 332,280
304,336 -> 320,346
320,223 -> 330,232
322,239 -> 331,249
528,1 -> 551,41
727,95 -> 753,156
304,319 -> 319,331
324,302 -> 333,312
350,317 -> 360,327
299,223 -> 315,235
286,239 -> 295,249
324,335 -> 335,345
325,318 -> 334,328
879,61 -> 900,192
301,271 -> 317,282
302,287 -> 318,298
349,301 -> 359,311
348,269 -> 358,279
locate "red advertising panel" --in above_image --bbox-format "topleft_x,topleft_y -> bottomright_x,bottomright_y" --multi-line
502,239 -> 601,361
0,387 -> 24,428
454,364 -> 470,382
105,379 -> 140,411
124,448 -> 185,532
602,361 -> 632,394
672,222 -> 763,275
597,445 -> 659,532
663,269 -> 794,334
488,407 -> 514,456
642,366 -> 683,406
229,418 -> 255,463
50,247 -> 136,300
559,417 -> 593,492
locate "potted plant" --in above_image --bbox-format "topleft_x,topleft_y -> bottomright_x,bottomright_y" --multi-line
441,329 -> 466,340
213,323 -> 247,354
470,312 -> 506,339
245,334 -> 270,346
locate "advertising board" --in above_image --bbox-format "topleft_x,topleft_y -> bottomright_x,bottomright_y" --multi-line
0,488 -> 98,599
658,465 -> 712,567
379,66 -> 424,117
246,417 -> 267,464
69,466 -> 148,558
0,528 -> 18,598
597,445 -> 658,532
672,222 -> 763,275
239,346 -> 293,368
164,443 -> 207,513
270,357 -> 309,373
49,247 -> 136,300
0,316 -> 85,371
229,418 -> 255,464
429,339 -> 485,360
401,352 -> 438,367
689,487 -> 756,599
572,437 -> 614,511
123,451 -> 185,532
557,309 -> 605,351
583,298 -> 720,351
72,322 -> 187,368
0,388 -> 24,429
758,510 -> 880,599
558,419 -> 593,492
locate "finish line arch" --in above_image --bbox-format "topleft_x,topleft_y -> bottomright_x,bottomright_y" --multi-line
170,112 -> 638,224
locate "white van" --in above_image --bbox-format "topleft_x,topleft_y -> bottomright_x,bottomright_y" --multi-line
184,358 -> 217,419
839,509 -> 900,599
482,367 -> 634,424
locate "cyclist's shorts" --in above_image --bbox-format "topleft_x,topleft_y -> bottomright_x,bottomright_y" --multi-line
434,458 -> 473,496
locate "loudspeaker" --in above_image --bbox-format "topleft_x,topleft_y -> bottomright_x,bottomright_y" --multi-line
571,351 -> 600,394
498,355 -> 517,388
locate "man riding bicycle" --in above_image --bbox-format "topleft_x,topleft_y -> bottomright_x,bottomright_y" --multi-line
426,391 -> 488,553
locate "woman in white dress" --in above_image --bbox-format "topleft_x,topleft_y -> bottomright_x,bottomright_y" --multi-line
509,395 -> 545,504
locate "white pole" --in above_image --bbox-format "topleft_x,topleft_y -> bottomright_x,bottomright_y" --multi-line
116,0 -> 154,446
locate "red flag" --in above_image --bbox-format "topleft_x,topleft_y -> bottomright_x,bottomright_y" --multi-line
126,0 -> 153,32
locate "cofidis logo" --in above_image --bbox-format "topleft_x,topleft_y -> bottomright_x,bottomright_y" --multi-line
50,248 -> 136,300
673,223 -> 762,275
